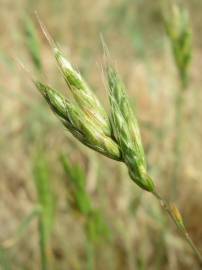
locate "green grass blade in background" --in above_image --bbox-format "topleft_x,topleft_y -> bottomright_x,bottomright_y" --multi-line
60,154 -> 94,269
24,15 -> 42,72
33,151 -> 55,270
60,153 -> 110,269
0,247 -> 12,270
60,153 -> 92,215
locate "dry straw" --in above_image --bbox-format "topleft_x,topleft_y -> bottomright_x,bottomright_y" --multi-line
33,16 -> 202,265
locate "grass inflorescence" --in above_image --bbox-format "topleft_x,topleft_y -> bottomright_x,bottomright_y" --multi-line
32,14 -> 202,266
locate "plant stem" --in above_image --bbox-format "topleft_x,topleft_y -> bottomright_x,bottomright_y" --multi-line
38,216 -> 49,270
152,190 -> 202,266
85,239 -> 95,270
171,87 -> 185,201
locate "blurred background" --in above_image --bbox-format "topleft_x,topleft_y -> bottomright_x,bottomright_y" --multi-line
0,0 -> 202,269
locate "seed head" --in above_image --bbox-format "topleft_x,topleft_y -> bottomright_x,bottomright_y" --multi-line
33,20 -> 155,192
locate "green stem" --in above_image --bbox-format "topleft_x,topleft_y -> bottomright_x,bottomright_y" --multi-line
85,215 -> 95,270
39,217 -> 49,270
152,190 -> 202,266
85,239 -> 95,270
171,88 -> 185,200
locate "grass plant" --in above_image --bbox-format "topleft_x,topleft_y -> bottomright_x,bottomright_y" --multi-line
31,13 -> 202,267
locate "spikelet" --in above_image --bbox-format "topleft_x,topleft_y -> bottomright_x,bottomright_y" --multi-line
106,65 -> 154,192
54,48 -> 111,136
107,65 -> 146,167
35,81 -> 121,161
35,13 -> 111,136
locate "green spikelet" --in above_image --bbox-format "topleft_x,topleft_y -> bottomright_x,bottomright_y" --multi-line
35,81 -> 121,161
54,48 -> 111,136
107,66 -> 146,167
107,65 -> 154,192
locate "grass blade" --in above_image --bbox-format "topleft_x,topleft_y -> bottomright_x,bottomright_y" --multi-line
33,151 -> 55,270
24,15 -> 42,72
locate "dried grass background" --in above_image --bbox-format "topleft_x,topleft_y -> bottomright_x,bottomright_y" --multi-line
0,0 -> 202,269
